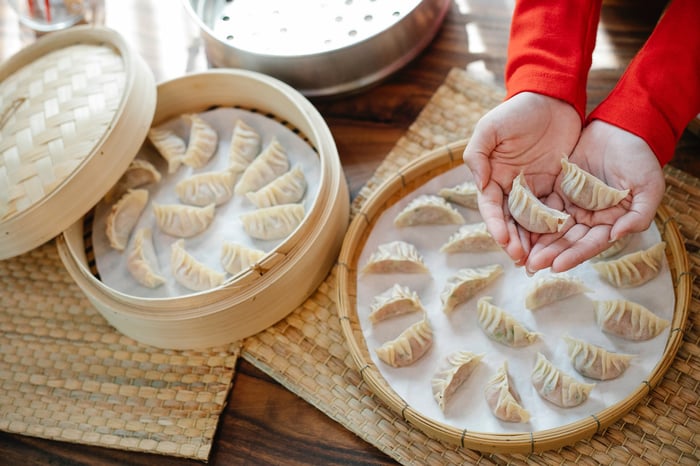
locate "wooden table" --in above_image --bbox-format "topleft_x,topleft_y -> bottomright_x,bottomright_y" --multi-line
0,1 -> 698,464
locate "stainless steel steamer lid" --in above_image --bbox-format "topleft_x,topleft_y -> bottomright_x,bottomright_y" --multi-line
183,0 -> 451,97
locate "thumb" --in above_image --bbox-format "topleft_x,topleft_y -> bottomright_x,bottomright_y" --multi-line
463,126 -> 496,191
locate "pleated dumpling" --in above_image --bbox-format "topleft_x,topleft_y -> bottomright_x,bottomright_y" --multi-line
438,181 -> 478,209
182,114 -> 218,168
593,299 -> 670,341
153,202 -> 216,238
361,240 -> 428,274
439,222 -> 500,253
175,169 -> 238,206
368,284 -> 424,324
220,241 -> 266,275
104,159 -> 161,203
440,264 -> 503,313
228,119 -> 262,171
592,242 -> 666,288
246,165 -> 307,208
563,335 -> 634,380
394,194 -> 465,227
508,172 -> 570,233
235,139 -> 289,195
483,361 -> 530,423
126,227 -> 165,288
240,203 -> 305,240
525,274 -> 590,310
431,351 -> 484,412
560,158 -> 629,211
477,297 -> 539,347
531,352 -> 595,408
105,188 -> 149,251
375,317 -> 433,368
148,125 -> 186,174
171,239 -> 225,291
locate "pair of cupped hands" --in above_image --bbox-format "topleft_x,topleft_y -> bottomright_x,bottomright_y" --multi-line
463,92 -> 666,274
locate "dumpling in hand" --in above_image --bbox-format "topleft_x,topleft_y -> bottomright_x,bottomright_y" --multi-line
508,172 -> 570,233
560,158 -> 629,210
592,242 -> 666,288
484,361 -> 530,423
440,264 -> 503,313
235,139 -> 289,195
104,159 -> 161,203
361,241 -> 429,274
246,165 -> 307,208
176,169 -> 238,206
105,189 -> 149,251
477,297 -> 539,347
438,181 -> 478,209
431,351 -> 484,412
240,203 -> 305,240
439,222 -> 500,253
531,352 -> 595,408
593,299 -> 670,341
220,241 -> 266,275
228,119 -> 261,171
563,335 -> 634,380
183,114 -> 218,168
525,274 -> 590,310
171,239 -> 225,291
368,284 -> 424,324
148,125 -> 186,174
375,317 -> 433,367
394,194 -> 465,227
127,227 -> 165,288
153,202 -> 216,238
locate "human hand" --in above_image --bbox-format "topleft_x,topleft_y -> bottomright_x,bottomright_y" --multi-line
525,120 -> 666,273
462,92 -> 581,264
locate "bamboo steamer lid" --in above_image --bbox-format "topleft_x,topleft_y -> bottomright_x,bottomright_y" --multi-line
0,26 -> 156,260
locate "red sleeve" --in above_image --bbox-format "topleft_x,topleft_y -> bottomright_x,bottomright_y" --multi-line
587,0 -> 700,166
505,0 -> 602,122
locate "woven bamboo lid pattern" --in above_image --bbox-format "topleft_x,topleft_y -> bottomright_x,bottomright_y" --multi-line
0,26 -> 156,260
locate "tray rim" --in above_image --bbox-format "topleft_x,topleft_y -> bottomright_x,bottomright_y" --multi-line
336,139 -> 692,454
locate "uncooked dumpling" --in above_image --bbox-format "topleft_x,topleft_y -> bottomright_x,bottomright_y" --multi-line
171,239 -> 225,291
440,264 -> 503,313
525,274 -> 590,310
105,188 -> 149,251
153,202 -> 216,238
228,119 -> 262,171
593,299 -> 670,341
246,165 -> 307,208
368,284 -> 424,324
531,352 -> 595,408
592,242 -> 666,288
563,335 -> 634,380
560,158 -> 629,210
175,169 -> 238,206
394,194 -> 465,227
438,181 -> 479,209
183,113 -> 218,168
439,222 -> 500,253
483,361 -> 530,423
235,139 -> 289,195
375,317 -> 433,368
477,296 -> 539,347
361,241 -> 429,274
104,159 -> 161,203
508,172 -> 570,233
126,227 -> 165,288
239,203 -> 305,240
431,351 -> 484,412
148,124 -> 186,174
220,241 -> 266,275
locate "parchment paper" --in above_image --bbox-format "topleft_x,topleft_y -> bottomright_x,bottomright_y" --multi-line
92,107 -> 321,298
356,165 -> 674,434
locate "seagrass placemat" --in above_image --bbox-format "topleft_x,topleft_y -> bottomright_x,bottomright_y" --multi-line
242,67 -> 700,464
0,241 -> 241,461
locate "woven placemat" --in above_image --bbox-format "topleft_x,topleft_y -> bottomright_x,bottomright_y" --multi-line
0,241 -> 241,461
242,68 -> 700,464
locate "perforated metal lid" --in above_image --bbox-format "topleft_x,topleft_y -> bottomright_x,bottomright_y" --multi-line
0,26 -> 156,260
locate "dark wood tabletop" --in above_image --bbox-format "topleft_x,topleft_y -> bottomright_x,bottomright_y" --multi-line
0,1 -> 698,465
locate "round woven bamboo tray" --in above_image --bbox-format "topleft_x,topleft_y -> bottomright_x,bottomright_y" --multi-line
0,26 -> 156,260
57,69 -> 349,350
336,140 -> 691,453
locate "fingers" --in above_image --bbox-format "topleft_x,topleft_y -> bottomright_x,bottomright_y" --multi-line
526,224 -> 611,273
463,121 -> 497,191
609,194 -> 660,241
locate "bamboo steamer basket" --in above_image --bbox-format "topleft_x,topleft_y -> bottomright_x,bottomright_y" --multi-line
0,26 -> 349,350
336,140 -> 691,453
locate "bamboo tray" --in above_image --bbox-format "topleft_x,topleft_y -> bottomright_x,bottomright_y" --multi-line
336,139 -> 692,453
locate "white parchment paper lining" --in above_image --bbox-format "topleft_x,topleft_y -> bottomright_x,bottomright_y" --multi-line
92,107 -> 321,299
356,165 -> 674,434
